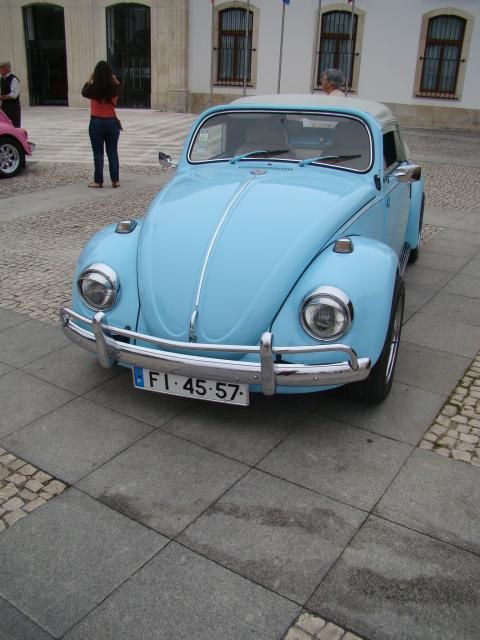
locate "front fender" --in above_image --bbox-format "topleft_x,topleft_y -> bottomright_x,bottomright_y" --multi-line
0,128 -> 31,155
71,220 -> 143,329
271,236 -> 399,367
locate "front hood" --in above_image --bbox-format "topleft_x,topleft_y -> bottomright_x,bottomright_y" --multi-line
138,166 -> 375,344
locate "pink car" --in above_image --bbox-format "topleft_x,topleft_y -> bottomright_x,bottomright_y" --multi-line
0,109 -> 34,178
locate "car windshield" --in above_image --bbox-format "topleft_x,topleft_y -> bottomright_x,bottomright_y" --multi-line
189,111 -> 372,171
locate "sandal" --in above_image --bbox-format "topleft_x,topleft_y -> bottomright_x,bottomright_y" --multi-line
112,182 -> 120,188
88,182 -> 103,188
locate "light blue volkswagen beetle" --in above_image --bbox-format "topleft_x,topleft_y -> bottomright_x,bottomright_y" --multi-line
61,95 -> 423,406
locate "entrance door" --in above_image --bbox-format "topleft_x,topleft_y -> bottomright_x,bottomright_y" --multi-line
23,4 -> 68,105
106,4 -> 151,108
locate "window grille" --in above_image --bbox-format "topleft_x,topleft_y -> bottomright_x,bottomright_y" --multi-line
315,11 -> 357,90
216,8 -> 253,86
418,15 -> 465,99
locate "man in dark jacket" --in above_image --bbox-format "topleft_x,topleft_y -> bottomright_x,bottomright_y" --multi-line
0,61 -> 21,127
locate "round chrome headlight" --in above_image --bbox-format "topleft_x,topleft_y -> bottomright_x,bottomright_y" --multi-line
77,264 -> 118,310
301,286 -> 353,341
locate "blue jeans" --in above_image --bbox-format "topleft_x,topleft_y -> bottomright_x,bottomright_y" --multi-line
89,117 -> 120,184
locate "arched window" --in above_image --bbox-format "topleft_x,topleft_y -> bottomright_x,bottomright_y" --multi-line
316,10 -> 357,90
419,15 -> 466,98
216,7 -> 253,86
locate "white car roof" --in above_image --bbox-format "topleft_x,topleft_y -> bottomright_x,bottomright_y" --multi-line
232,94 -> 396,127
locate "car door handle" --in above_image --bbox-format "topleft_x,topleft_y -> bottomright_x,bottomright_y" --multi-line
385,196 -> 391,208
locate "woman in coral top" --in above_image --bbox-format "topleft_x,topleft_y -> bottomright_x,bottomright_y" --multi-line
82,60 -> 121,188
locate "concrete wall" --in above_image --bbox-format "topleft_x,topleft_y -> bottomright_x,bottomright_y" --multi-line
1,0 -> 479,128
189,0 -> 480,128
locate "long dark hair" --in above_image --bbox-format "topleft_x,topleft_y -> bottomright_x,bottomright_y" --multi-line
89,60 -> 118,101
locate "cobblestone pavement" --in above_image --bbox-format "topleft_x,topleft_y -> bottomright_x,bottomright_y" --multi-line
0,164 -> 165,323
1,111 -> 480,640
0,446 -> 66,530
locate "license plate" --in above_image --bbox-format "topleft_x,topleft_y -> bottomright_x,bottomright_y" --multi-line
133,367 -> 249,406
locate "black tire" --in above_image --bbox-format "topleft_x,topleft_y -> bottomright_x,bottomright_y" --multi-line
0,137 -> 24,178
408,193 -> 425,264
349,277 -> 405,404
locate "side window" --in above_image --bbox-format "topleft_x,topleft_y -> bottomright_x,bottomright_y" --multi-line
383,129 -> 405,171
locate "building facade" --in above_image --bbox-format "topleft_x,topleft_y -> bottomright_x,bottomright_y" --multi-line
0,0 -> 478,129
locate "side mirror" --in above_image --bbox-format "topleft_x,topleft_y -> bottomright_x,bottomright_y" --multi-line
158,151 -> 177,169
392,163 -> 421,183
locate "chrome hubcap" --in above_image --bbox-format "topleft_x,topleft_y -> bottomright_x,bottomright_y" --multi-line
0,143 -> 20,174
386,296 -> 403,383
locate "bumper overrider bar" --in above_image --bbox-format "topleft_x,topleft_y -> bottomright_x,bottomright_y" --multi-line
60,308 -> 371,395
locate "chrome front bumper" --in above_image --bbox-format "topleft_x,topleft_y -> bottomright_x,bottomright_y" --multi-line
60,308 -> 371,395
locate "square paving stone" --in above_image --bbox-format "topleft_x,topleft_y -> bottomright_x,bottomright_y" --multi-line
0,489 -> 166,639
421,236 -> 480,259
375,448 -> 480,555
0,369 -> 74,439
63,542 -> 300,640
179,469 -> 366,603
0,360 -> 13,377
77,428 -> 248,537
415,249 -> 472,274
460,256 -> 480,277
158,395 -> 306,465
0,320 -> 70,367
444,273 -> 480,299
86,371 -> 190,427
0,307 -> 29,331
2,397 -> 153,483
307,515 -> 480,640
402,313 -> 480,358
298,381 -> 444,445
422,206 -> 465,227
403,265 -> 452,290
257,416 -> 412,511
23,343 -> 123,395
403,284 -> 434,322
0,596 -> 54,640
419,290 -> 480,327
438,227 -> 480,247
395,342 -> 470,396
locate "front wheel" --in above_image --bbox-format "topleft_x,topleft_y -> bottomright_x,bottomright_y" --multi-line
349,278 -> 405,404
0,137 -> 24,178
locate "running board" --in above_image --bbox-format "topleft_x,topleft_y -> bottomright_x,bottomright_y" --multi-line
399,242 -> 411,275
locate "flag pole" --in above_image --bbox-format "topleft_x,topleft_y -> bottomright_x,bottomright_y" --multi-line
345,0 -> 355,97
243,0 -> 250,96
277,2 -> 286,94
311,0 -> 322,93
209,0 -> 215,106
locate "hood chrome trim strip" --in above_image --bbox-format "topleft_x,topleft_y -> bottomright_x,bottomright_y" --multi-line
189,174 -> 257,341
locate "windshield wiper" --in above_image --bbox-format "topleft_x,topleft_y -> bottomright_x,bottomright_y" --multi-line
230,149 -> 291,164
299,154 -> 362,167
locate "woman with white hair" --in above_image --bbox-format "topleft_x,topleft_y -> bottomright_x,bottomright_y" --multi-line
320,68 -> 345,97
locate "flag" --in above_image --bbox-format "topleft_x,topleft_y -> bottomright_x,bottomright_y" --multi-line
282,0 -> 290,5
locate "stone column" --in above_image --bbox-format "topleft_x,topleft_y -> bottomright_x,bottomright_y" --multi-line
166,0 -> 189,112
151,0 -> 189,111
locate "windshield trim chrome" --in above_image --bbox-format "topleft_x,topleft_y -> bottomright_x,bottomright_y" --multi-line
187,109 -> 374,174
